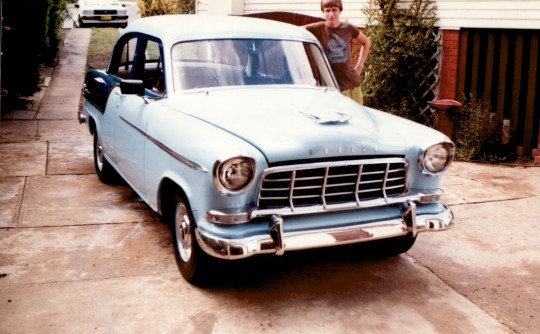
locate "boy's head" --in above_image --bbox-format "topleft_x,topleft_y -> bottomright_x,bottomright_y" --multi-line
321,0 -> 343,12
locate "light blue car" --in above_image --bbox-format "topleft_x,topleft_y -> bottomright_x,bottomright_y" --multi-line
80,14 -> 455,285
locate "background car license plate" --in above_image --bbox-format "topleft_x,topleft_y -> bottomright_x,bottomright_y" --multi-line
101,16 -> 112,21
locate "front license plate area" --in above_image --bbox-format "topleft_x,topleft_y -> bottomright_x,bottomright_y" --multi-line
101,16 -> 112,21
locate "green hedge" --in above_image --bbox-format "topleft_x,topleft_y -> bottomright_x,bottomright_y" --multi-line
362,0 -> 439,121
2,0 -> 67,99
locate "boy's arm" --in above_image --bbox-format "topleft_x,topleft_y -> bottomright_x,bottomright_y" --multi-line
354,31 -> 371,77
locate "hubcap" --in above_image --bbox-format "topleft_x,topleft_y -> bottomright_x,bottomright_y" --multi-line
95,138 -> 104,171
175,203 -> 192,262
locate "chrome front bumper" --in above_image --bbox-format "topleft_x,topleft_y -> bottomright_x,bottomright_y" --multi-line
80,16 -> 128,24
195,201 -> 453,260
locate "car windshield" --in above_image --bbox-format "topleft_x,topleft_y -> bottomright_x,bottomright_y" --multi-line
81,0 -> 119,5
171,39 -> 337,92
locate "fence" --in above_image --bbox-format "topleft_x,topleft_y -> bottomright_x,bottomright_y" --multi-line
457,29 -> 540,161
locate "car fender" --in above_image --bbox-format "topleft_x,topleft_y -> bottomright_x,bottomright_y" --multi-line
141,104 -> 267,218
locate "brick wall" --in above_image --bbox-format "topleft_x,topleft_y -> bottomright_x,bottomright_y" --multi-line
439,30 -> 460,100
434,30 -> 461,138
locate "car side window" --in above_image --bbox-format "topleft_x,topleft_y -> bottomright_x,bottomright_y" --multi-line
108,36 -> 138,79
108,36 -> 165,96
142,40 -> 165,95
117,37 -> 138,79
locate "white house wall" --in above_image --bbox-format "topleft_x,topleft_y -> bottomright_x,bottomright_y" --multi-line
197,0 -> 540,29
436,0 -> 540,29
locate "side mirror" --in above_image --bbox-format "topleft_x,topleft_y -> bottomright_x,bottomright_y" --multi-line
120,79 -> 145,96
75,4 -> 79,8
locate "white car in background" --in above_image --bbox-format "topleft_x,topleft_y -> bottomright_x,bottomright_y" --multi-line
75,0 -> 128,28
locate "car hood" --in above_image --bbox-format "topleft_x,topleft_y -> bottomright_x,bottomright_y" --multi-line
166,87 -> 448,163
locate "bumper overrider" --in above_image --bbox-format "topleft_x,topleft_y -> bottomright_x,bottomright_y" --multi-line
195,199 -> 453,260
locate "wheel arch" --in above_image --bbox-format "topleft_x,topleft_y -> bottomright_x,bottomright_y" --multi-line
88,116 -> 97,136
158,178 -> 190,218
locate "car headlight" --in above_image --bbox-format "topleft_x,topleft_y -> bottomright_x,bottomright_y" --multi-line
214,157 -> 255,194
420,142 -> 454,175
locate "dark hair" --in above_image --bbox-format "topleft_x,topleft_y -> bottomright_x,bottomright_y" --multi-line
321,0 -> 343,11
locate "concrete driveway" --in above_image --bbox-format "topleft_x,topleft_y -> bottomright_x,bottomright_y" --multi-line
1,26 -> 539,334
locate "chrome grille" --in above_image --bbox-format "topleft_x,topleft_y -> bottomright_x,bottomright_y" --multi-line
257,158 -> 408,210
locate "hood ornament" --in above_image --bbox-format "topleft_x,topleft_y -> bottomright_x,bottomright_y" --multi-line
299,111 -> 352,124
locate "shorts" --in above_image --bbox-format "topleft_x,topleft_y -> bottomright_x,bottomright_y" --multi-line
342,86 -> 363,105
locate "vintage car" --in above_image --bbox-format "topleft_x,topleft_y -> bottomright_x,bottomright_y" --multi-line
80,15 -> 454,284
75,0 -> 128,28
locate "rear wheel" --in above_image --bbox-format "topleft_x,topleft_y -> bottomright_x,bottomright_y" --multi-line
93,134 -> 120,184
169,193 -> 211,285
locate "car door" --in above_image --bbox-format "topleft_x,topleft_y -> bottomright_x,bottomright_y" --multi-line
106,35 -> 165,190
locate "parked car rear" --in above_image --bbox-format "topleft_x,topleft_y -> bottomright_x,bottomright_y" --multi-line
75,0 -> 128,28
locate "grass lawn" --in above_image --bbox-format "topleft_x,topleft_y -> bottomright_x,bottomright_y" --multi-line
87,28 -> 121,69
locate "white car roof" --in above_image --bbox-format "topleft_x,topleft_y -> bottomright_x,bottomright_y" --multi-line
122,14 -> 319,44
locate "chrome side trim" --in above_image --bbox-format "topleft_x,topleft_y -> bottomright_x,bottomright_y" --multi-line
206,190 -> 443,224
119,116 -> 208,173
196,205 -> 454,260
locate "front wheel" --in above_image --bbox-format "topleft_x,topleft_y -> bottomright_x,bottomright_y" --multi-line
371,234 -> 417,258
169,194 -> 211,285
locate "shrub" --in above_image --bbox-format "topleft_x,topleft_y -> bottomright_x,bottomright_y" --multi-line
1,0 -> 67,101
44,0 -> 68,66
137,0 -> 195,17
179,0 -> 196,14
138,0 -> 179,17
451,95 -> 514,162
362,0 -> 439,120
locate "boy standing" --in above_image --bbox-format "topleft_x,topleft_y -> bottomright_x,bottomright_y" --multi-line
305,0 -> 370,104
